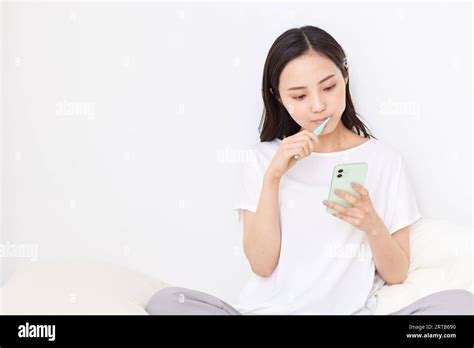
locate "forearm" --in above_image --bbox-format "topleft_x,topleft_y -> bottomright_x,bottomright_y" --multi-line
244,172 -> 282,277
365,221 -> 409,285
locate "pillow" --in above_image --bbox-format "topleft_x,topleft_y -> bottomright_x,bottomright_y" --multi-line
0,258 -> 171,315
409,218 -> 471,271
374,218 -> 472,314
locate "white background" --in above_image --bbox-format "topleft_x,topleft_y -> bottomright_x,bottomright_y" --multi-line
1,1 -> 472,305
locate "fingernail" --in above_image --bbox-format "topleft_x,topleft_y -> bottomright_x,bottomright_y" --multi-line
322,200 -> 328,205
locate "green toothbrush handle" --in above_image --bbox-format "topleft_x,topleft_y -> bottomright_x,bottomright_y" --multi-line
293,116 -> 332,160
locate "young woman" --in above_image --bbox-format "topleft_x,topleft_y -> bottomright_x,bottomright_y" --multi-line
146,26 -> 473,315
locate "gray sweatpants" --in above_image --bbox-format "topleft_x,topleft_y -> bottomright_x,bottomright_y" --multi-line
145,287 -> 474,315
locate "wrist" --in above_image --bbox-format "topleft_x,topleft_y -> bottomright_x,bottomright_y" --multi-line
367,218 -> 388,237
264,170 -> 282,184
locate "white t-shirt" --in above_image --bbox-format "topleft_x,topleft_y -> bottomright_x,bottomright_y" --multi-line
231,137 -> 422,315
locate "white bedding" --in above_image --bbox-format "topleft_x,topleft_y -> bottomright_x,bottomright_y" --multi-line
0,218 -> 471,315
0,259 -> 170,314
373,218 -> 472,314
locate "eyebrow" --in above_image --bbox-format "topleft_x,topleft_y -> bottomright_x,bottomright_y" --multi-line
287,74 -> 336,91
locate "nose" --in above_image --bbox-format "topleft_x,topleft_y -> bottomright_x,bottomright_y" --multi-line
310,93 -> 326,113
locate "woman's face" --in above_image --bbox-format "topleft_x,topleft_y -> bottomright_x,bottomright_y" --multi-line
277,51 -> 348,135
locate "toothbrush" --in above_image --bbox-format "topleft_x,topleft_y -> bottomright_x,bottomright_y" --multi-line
293,115 -> 332,160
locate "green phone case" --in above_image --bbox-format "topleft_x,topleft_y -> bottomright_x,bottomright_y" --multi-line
326,162 -> 368,214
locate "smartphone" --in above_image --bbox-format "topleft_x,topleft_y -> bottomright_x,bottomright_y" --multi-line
326,162 -> 368,214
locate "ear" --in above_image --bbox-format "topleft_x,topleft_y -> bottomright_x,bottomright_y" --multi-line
344,76 -> 348,84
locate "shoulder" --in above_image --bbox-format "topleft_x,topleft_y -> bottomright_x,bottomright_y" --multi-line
365,138 -> 413,185
238,139 -> 280,176
250,139 -> 280,161
365,137 -> 403,164
252,138 -> 280,151
236,139 -> 278,173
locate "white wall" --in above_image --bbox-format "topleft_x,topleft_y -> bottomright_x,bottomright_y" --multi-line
0,0 -> 4,291
1,1 -> 471,304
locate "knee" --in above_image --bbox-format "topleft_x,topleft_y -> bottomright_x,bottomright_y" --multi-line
149,286 -> 190,302
457,289 -> 472,297
455,289 -> 473,303
146,286 -> 185,314
442,289 -> 473,299
438,289 -> 473,313
152,286 -> 181,298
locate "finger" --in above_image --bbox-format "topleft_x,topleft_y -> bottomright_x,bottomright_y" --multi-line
342,208 -> 364,219
285,131 -> 319,150
290,130 -> 318,143
301,141 -> 310,157
324,200 -> 348,215
351,182 -> 370,201
333,212 -> 361,227
288,134 -> 314,148
292,134 -> 315,153
286,147 -> 305,161
293,136 -> 315,152
300,130 -> 321,144
334,189 -> 363,209
287,141 -> 310,157
287,142 -> 309,157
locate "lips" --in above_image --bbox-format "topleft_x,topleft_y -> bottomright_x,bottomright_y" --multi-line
311,116 -> 329,124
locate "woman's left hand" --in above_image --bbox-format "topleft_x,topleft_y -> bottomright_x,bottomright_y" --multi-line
322,182 -> 384,235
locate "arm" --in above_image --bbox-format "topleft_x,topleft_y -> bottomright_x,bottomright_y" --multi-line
323,183 -> 411,285
366,224 -> 410,285
241,129 -> 318,277
242,172 -> 282,277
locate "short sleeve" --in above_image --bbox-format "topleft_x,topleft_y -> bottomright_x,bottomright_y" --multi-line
385,154 -> 422,235
232,148 -> 263,224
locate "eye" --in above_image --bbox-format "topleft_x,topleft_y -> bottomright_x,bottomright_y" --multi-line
324,84 -> 336,92
293,95 -> 306,100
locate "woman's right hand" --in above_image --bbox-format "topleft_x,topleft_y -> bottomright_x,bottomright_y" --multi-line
266,130 -> 321,180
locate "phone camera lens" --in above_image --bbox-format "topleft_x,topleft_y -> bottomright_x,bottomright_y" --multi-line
338,169 -> 343,173
337,174 -> 342,178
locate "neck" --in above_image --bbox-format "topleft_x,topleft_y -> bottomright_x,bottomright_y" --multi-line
300,121 -> 353,153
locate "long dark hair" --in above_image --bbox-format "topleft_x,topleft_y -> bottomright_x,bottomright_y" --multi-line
259,25 -> 377,142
